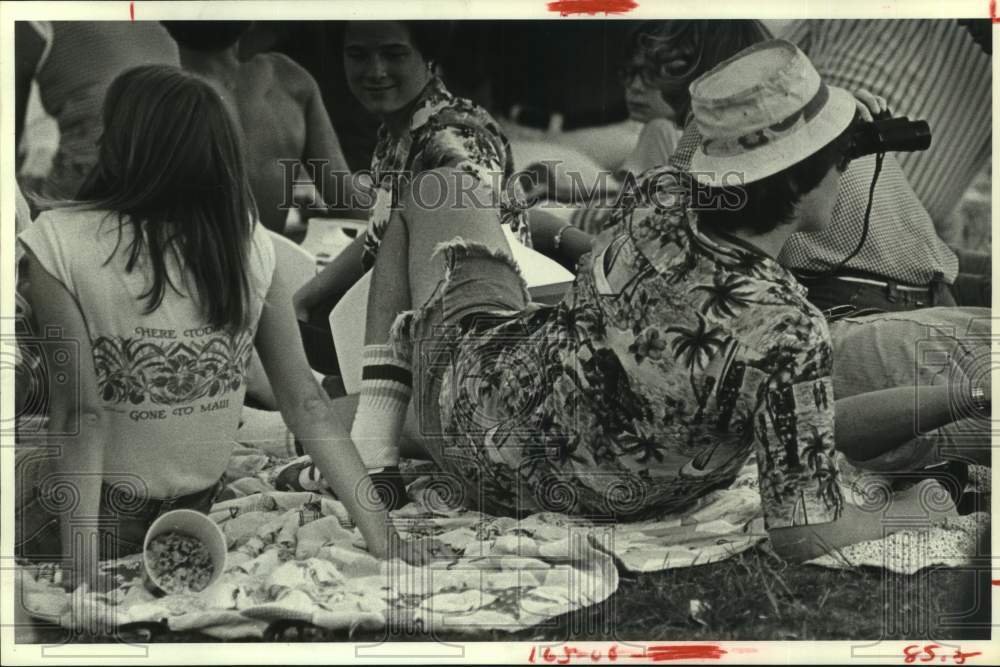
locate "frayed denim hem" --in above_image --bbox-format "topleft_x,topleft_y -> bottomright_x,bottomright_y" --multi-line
387,237 -> 531,354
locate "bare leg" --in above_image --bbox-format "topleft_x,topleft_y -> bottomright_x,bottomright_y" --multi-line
363,210 -> 411,347
351,167 -> 514,475
365,167 -> 513,346
331,394 -> 430,460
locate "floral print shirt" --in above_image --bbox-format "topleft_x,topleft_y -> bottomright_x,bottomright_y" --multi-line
435,167 -> 847,529
360,77 -> 530,270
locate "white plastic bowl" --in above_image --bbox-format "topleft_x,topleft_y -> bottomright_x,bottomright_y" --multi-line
142,509 -> 227,595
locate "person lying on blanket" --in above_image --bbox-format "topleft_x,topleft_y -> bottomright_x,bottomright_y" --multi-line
296,40 -> 986,562
15,65 -> 433,593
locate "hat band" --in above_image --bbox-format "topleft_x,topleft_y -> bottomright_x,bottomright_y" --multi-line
701,83 -> 832,158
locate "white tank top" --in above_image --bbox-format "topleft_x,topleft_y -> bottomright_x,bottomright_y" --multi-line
19,209 -> 275,494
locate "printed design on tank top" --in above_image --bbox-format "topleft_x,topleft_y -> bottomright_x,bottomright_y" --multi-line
93,330 -> 255,405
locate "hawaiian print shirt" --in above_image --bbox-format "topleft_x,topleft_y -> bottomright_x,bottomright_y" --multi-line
360,76 -> 531,270
435,167 -> 848,529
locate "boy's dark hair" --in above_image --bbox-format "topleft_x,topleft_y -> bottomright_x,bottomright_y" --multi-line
162,21 -> 253,52
695,119 -> 856,235
402,21 -> 454,66
340,21 -> 454,67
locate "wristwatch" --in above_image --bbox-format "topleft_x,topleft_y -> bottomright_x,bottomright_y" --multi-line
970,383 -> 990,416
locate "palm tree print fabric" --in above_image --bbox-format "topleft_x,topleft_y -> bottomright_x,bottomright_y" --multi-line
430,167 -> 846,530
360,76 -> 531,271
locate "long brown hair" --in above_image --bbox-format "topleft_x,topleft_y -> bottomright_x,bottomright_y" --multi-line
75,65 -> 256,332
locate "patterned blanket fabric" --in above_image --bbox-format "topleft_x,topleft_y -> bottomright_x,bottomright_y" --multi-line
19,489 -> 619,639
17,441 -> 988,639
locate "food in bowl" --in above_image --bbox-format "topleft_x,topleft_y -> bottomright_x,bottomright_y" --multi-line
145,531 -> 216,593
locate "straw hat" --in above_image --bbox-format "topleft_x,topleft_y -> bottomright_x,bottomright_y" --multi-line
688,39 -> 856,186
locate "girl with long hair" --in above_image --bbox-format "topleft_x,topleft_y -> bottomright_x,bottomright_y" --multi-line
16,65 -> 423,591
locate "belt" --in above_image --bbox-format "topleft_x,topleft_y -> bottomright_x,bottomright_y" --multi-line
101,479 -> 223,517
826,274 -> 932,293
508,104 -> 616,132
797,270 -> 939,298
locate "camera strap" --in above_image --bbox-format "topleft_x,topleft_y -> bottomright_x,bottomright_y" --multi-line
793,151 -> 886,282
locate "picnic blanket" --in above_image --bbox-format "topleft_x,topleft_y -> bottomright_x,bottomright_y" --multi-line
19,492 -> 620,639
17,409 -> 989,639
231,408 -> 990,575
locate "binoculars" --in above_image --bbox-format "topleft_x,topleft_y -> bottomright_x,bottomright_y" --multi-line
848,116 -> 931,160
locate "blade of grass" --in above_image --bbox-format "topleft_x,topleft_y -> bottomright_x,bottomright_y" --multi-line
752,554 -> 783,619
817,587 -> 832,610
763,560 -> 796,599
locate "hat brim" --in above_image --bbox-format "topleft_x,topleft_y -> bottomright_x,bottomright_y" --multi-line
688,85 -> 856,187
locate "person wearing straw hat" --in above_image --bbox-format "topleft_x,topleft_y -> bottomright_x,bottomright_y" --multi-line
659,22 -> 989,503
304,39 -> 980,562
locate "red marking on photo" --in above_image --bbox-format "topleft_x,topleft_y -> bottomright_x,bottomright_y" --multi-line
638,645 -> 727,661
130,1 -> 135,21
992,0 -> 999,23
547,0 -> 638,16
992,579 -> 1000,585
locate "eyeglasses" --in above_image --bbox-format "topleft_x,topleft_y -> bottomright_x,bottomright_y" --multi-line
618,63 -> 656,86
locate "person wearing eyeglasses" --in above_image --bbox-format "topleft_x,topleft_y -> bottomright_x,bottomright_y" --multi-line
618,21 -> 773,181
533,20 -> 774,257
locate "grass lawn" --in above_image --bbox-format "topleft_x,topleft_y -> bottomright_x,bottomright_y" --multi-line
529,547 -> 987,642
359,544 -> 990,643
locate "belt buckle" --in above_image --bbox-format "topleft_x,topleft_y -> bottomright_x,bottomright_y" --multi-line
822,304 -> 859,321
886,282 -> 900,303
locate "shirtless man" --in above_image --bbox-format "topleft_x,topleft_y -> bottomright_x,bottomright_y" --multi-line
163,21 -> 365,234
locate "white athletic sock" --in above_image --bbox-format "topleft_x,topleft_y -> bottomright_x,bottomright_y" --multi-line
350,344 -> 411,472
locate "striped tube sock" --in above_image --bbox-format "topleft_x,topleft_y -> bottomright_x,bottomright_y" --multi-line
350,344 -> 412,472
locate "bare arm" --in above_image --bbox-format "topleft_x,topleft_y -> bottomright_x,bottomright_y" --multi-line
528,208 -> 594,270
243,350 -> 278,410
300,61 -> 367,220
292,231 -> 366,322
22,250 -> 106,590
255,251 -> 395,558
835,384 -> 984,461
771,384 -> 979,562
745,307 -> 968,564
